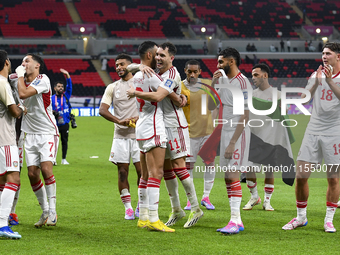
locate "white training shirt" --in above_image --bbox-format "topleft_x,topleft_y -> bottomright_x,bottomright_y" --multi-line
0,75 -> 17,147
101,78 -> 139,139
133,71 -> 165,140
22,74 -> 58,135
252,86 -> 281,101
158,66 -> 188,128
218,71 -> 252,131
305,70 -> 340,135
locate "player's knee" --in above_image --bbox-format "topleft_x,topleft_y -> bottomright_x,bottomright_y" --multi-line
327,177 -> 339,187
6,172 -> 20,185
118,168 -> 128,182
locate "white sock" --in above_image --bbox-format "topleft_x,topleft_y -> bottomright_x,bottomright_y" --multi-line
246,180 -> 258,199
296,201 -> 307,222
0,183 -> 19,228
120,188 -> 132,210
10,185 -> 20,214
138,178 -> 148,221
229,181 -> 242,224
230,196 -> 242,224
325,202 -> 337,223
164,170 -> 181,211
44,175 -> 57,212
203,165 -> 215,198
264,184 -> 274,202
32,180 -> 49,212
181,177 -> 199,211
148,178 -> 160,223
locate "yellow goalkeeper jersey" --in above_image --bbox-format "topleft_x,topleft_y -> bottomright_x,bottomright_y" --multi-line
181,78 -> 214,138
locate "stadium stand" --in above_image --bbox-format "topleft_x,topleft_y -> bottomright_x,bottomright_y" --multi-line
0,0 -> 72,38
44,59 -> 106,96
296,0 -> 340,30
0,44 -> 77,55
75,0 -> 186,38
187,0 -> 302,38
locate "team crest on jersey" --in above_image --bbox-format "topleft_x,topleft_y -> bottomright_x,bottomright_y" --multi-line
13,161 -> 18,167
165,79 -> 173,88
110,152 -> 114,158
115,90 -> 120,98
32,79 -> 41,86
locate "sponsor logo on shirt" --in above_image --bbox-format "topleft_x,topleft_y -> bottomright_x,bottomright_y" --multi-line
165,79 -> 173,88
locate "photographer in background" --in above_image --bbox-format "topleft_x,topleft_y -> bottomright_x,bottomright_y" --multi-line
52,68 -> 73,165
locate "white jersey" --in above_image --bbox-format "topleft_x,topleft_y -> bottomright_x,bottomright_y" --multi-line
305,70 -> 340,135
133,71 -> 165,140
22,74 -> 59,135
253,86 -> 281,101
158,66 -> 188,128
0,75 -> 17,147
9,73 -> 23,105
218,71 -> 252,131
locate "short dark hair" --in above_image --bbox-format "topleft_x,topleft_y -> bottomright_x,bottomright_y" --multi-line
26,53 -> 45,74
54,81 -> 64,87
159,42 -> 177,56
185,59 -> 201,69
115,53 -> 132,63
0,50 -> 8,71
323,42 -> 340,54
252,63 -> 271,78
218,47 -> 241,67
138,41 -> 158,59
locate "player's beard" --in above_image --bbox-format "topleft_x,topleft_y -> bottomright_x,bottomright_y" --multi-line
223,64 -> 230,76
118,69 -> 128,79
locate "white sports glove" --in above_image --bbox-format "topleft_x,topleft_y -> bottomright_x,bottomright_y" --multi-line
15,65 -> 26,78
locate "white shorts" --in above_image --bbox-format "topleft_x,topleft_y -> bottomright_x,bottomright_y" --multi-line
0,145 -> 20,175
138,134 -> 167,153
297,134 -> 340,165
219,128 -> 251,171
109,138 -> 140,164
25,134 -> 59,167
186,135 -> 210,163
18,131 -> 24,168
165,127 -> 190,160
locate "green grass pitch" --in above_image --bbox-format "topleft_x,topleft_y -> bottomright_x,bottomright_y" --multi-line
2,115 -> 339,254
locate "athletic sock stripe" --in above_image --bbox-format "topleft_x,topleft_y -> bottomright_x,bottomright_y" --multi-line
247,182 -> 257,189
296,200 -> 308,208
326,201 -> 338,208
139,178 -> 148,189
32,180 -> 44,192
44,175 -> 56,185
186,162 -> 193,171
264,187 -> 274,194
164,169 -> 176,180
4,182 -> 19,192
147,177 -> 161,188
174,167 -> 190,181
121,195 -> 131,203
230,181 -> 242,197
